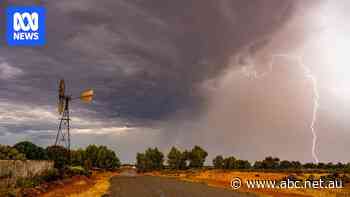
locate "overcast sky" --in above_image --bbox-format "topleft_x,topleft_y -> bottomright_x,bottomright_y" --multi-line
0,0 -> 349,164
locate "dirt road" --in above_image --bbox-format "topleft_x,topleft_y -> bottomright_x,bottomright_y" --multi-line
109,175 -> 256,197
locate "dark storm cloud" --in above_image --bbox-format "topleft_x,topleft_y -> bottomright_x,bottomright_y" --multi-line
0,0 -> 299,122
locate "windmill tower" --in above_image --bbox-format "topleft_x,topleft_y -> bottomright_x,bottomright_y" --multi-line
54,79 -> 94,151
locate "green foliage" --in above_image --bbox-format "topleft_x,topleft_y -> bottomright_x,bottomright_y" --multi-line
236,159 -> 251,169
303,162 -> 317,169
0,145 -> 26,160
46,145 -> 70,169
96,146 -> 121,169
66,166 -> 91,177
279,160 -> 293,169
71,149 -> 87,166
261,156 -> 280,169
136,153 -> 147,172
41,168 -> 61,182
136,147 -> 164,172
223,156 -> 236,169
16,177 -> 40,188
16,168 -> 61,189
85,145 -> 99,167
188,145 -> 208,168
83,145 -> 120,170
167,147 -> 188,170
14,141 -> 48,160
253,161 -> 263,169
213,155 -> 224,169
345,163 -> 350,173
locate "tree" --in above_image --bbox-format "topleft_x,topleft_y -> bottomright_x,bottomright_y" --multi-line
223,156 -> 236,169
96,146 -> 120,169
279,160 -> 292,169
14,141 -> 48,160
136,147 -> 164,172
213,155 -> 224,169
253,161 -> 263,169
236,160 -> 251,169
167,147 -> 187,170
0,145 -> 26,160
136,153 -> 147,172
317,162 -> 326,169
291,161 -> 302,169
303,162 -> 317,169
145,147 -> 164,170
188,146 -> 208,168
85,144 -> 99,167
71,149 -> 86,166
261,156 -> 280,169
46,145 -> 70,169
79,145 -> 120,170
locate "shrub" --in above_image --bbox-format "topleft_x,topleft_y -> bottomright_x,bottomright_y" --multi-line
213,155 -> 224,169
66,166 -> 91,177
14,141 -> 48,160
136,147 -> 164,172
46,145 -> 70,169
167,147 -> 188,170
41,168 -> 61,182
16,177 -> 40,188
96,146 -> 121,169
188,146 -> 208,168
71,149 -> 86,166
0,145 -> 26,160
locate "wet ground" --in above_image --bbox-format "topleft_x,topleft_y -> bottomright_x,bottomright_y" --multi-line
109,175 -> 256,197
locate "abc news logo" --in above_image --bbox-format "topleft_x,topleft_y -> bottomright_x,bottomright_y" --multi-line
6,6 -> 46,46
13,12 -> 39,40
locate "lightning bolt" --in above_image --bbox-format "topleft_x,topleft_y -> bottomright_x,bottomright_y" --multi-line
240,54 -> 320,163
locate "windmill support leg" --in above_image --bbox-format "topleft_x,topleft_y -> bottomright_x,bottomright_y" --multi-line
55,113 -> 65,145
54,97 -> 71,154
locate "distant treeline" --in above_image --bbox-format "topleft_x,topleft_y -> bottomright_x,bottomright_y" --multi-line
136,146 -> 350,172
1,142 -> 350,173
0,141 -> 120,170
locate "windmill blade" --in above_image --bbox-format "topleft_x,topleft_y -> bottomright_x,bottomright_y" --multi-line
59,79 -> 65,98
58,99 -> 65,114
80,89 -> 94,103
58,80 -> 66,114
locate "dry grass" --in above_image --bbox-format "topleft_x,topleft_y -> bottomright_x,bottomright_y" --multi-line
40,171 -> 118,197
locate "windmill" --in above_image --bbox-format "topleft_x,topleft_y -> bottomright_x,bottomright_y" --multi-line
54,79 -> 94,151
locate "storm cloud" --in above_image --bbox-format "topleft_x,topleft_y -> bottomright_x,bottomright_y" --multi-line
1,0 -> 348,163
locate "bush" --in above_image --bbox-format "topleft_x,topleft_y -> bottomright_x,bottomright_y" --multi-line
96,146 -> 121,169
213,155 -> 224,169
167,147 -> 188,170
41,168 -> 61,182
136,147 -> 164,172
84,145 -> 120,170
66,166 -> 91,177
188,146 -> 208,168
0,145 -> 26,160
14,141 -> 48,160
71,149 -> 86,166
46,145 -> 70,169
16,177 -> 40,188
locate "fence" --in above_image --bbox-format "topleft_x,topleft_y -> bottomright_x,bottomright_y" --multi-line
0,160 -> 54,179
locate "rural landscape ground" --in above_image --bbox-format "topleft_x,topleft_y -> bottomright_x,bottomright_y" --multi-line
0,143 -> 349,197
32,167 -> 350,197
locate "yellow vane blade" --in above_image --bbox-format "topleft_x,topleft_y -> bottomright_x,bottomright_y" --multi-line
58,100 -> 64,114
59,79 -> 65,97
80,89 -> 94,103
58,79 -> 65,114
